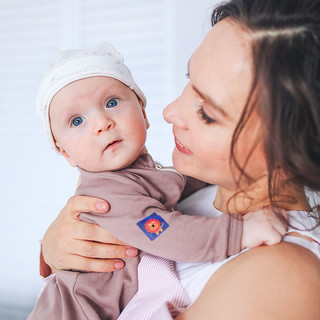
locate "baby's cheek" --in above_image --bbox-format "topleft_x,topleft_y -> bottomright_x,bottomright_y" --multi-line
133,123 -> 147,142
75,142 -> 93,162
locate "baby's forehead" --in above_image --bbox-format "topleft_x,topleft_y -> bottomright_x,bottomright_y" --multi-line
49,76 -> 135,113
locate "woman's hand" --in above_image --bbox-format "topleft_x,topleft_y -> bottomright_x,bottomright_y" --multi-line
41,195 -> 138,274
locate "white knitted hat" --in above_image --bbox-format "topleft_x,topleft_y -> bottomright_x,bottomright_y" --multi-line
35,42 -> 146,152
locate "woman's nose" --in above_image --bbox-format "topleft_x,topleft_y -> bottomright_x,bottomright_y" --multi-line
163,98 -> 188,130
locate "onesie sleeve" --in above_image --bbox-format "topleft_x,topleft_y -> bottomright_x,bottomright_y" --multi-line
78,172 -> 243,263
179,175 -> 209,200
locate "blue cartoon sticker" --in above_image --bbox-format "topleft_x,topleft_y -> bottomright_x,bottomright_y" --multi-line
137,212 -> 169,241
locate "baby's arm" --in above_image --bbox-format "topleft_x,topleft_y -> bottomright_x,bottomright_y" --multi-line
77,172 -> 239,262
77,172 -> 286,263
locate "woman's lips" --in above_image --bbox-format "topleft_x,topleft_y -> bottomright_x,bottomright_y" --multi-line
174,137 -> 193,155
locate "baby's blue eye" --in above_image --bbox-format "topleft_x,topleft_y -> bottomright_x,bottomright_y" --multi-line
71,116 -> 83,127
106,98 -> 119,108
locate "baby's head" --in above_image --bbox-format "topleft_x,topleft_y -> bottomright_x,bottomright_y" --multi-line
35,43 -> 149,172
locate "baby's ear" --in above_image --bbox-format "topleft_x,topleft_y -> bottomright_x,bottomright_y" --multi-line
55,142 -> 78,167
141,107 -> 150,129
137,97 -> 149,129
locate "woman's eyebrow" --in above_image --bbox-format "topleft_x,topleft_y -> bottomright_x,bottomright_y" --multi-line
192,83 -> 230,119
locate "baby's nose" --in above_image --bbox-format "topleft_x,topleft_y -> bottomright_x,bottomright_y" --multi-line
96,117 -> 115,134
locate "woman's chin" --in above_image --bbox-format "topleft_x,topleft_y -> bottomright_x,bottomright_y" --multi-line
172,151 -> 191,176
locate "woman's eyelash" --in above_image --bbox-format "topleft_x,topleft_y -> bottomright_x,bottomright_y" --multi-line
186,72 -> 190,79
197,107 -> 216,124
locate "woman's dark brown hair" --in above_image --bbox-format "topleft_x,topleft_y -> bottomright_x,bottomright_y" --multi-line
212,0 -> 320,216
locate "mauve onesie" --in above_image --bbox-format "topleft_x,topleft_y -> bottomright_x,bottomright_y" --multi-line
28,153 -> 242,320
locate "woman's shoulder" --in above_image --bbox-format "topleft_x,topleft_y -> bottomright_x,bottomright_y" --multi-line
238,242 -> 320,285
182,242 -> 320,320
220,243 -> 320,319
240,239 -> 320,265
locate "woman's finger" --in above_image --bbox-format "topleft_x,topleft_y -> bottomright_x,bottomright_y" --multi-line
65,195 -> 110,219
73,220 -> 126,245
68,239 -> 139,259
63,254 -> 126,273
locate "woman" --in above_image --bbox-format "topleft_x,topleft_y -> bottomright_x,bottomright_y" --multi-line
40,0 -> 320,318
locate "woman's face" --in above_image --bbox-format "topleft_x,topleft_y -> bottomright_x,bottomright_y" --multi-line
163,19 -> 267,190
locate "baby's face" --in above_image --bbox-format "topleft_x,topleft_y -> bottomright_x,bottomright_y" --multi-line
49,76 -> 148,172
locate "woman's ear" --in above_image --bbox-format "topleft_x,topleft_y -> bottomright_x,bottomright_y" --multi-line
55,142 -> 78,167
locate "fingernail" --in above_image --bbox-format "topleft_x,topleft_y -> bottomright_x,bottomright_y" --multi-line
126,248 -> 138,257
114,261 -> 124,269
96,201 -> 108,211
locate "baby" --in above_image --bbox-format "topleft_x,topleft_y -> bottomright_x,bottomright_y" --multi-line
28,43 -> 286,319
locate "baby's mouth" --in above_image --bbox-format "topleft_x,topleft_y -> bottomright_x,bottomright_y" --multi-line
105,139 -> 122,150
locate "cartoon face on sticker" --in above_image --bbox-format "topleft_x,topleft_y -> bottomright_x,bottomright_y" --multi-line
137,212 -> 169,241
145,218 -> 164,235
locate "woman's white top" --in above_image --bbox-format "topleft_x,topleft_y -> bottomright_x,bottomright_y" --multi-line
119,185 -> 320,319
176,185 -> 320,302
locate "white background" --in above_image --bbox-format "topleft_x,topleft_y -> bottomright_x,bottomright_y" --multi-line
0,0 -> 218,318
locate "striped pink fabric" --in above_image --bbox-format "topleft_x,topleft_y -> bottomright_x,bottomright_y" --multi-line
118,254 -> 191,320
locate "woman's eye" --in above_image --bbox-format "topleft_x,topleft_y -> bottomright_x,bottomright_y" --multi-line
106,98 -> 119,109
71,116 -> 83,127
197,107 -> 216,125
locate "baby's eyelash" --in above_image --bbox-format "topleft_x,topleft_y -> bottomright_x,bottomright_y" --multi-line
197,107 -> 216,124
69,115 -> 84,127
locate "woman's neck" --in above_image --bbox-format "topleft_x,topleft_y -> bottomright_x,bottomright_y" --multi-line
213,177 -> 310,214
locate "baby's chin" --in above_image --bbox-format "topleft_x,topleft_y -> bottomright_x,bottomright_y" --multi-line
77,146 -> 148,172
78,158 -> 135,173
